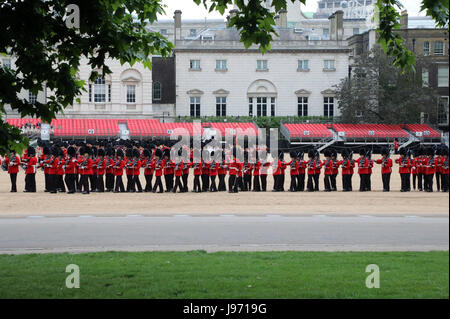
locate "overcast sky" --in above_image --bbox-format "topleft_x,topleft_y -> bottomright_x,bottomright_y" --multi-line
158,0 -> 425,20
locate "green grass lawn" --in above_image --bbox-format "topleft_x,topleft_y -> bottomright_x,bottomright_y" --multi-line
0,251 -> 448,299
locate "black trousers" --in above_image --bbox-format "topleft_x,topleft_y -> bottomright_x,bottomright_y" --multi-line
260,175 -> 267,192
307,174 -> 315,191
65,174 -> 76,193
44,173 -> 50,191
359,174 -> 370,191
412,174 -> 417,190
280,174 -> 285,191
297,174 -> 305,191
194,175 -> 202,192
417,173 -> 423,191
218,174 -> 226,191
182,174 -> 189,192
313,174 -> 320,191
441,174 -> 449,192
330,174 -> 337,191
79,175 -> 90,193
324,174 -> 331,191
243,175 -> 252,191
126,175 -> 133,192
201,174 -> 209,192
400,173 -> 411,191
424,174 -> 434,192
173,176 -> 183,193
89,174 -> 97,191
382,173 -> 391,191
435,172 -> 441,191
253,175 -> 261,192
153,176 -> 164,193
115,175 -> 125,192
134,175 -> 142,192
57,175 -> 66,192
342,174 -> 352,191
228,175 -> 237,192
97,174 -> 105,192
289,175 -> 297,191
105,173 -> 114,191
76,174 -> 81,192
25,173 -> 36,192
273,175 -> 281,191
210,175 -> 217,192
48,174 -> 57,193
237,176 -> 244,191
144,174 -> 153,192
9,173 -> 17,192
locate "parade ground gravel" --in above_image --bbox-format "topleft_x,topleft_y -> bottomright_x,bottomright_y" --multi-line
0,155 -> 448,217
0,251 -> 447,298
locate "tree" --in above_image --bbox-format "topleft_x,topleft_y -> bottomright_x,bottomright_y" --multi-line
1,0 -> 448,154
334,46 -> 439,124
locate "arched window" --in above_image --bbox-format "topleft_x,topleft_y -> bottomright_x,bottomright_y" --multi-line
153,82 -> 162,100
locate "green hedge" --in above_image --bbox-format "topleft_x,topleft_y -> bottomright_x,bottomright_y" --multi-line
175,116 -> 333,130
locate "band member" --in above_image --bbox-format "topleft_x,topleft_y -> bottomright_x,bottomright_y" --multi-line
163,149 -> 174,192
4,150 -> 20,192
411,148 -> 421,191
417,147 -> 425,191
313,150 -> 322,191
423,148 -> 436,192
356,149 -> 370,192
228,147 -> 241,193
243,152 -> 253,191
105,148 -> 115,192
113,149 -> 126,193
46,147 -> 59,194
330,149 -> 339,191
96,149 -> 107,192
305,150 -> 315,192
132,149 -> 143,193
152,148 -> 165,193
435,147 -> 443,192
288,151 -> 299,192
375,148 -> 393,192
272,152 -> 284,192
89,147 -> 98,192
297,152 -> 306,192
441,147 -> 449,192
395,148 -> 411,192
252,153 -> 261,192
201,152 -> 210,192
125,148 -> 134,192
56,148 -> 66,192
323,149 -> 333,192
218,152 -> 228,192
23,146 -> 37,192
143,149 -> 154,192
182,147 -> 191,193
209,151 -> 219,192
78,147 -> 92,195
64,146 -> 78,194
259,152 -> 270,192
340,149 -> 353,192
193,149 -> 203,193
173,149 -> 185,193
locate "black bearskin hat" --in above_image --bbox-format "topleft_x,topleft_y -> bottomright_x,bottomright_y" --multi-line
341,149 -> 349,158
278,151 -> 284,161
132,149 -> 140,158
51,146 -> 59,156
163,148 -> 170,158
27,146 -> 36,156
143,149 -> 151,158
155,148 -> 163,158
97,149 -> 105,157
43,146 -> 50,156
80,146 -> 91,156
91,147 -> 98,157
324,149 -> 331,157
125,148 -> 133,158
116,149 -> 124,158
399,148 -> 407,156
297,151 -> 304,160
308,149 -> 315,158
289,151 -> 297,159
67,146 -> 76,157
359,148 -> 366,156
380,147 -> 389,156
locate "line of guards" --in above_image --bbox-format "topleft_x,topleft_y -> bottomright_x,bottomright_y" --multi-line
1,141 -> 449,194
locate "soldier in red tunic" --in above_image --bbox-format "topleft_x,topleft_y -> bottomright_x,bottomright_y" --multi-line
395,148 -> 412,192
64,146 -> 78,194
375,148 -> 393,192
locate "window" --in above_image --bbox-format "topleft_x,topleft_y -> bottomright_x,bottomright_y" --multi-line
322,28 -> 329,39
270,97 -> 276,117
160,29 -> 167,35
438,66 -> 449,87
190,29 -> 197,37
94,77 -> 106,102
256,97 -> 268,117
422,68 -> 429,87
353,28 -> 359,35
190,97 -> 200,117
1,58 -> 11,69
28,92 -> 37,104
88,84 -> 92,102
324,97 -> 334,117
126,85 -> 136,103
319,2 -> 325,8
249,98 -> 253,116
257,60 -> 268,71
216,60 -> 227,70
153,82 -> 161,100
438,96 -> 449,125
216,97 -> 226,116
298,97 -> 308,116
190,60 -> 201,70
108,84 -> 111,102
298,60 -> 309,70
423,41 -> 430,56
434,41 -> 444,56
324,60 -> 335,70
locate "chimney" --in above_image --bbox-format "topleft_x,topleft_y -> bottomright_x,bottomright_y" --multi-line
334,10 -> 344,41
174,10 -> 182,43
328,13 -> 336,40
229,9 -> 238,19
400,10 -> 408,29
279,9 -> 287,28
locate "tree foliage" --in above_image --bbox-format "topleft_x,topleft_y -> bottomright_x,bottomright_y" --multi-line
334,46 -> 439,124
